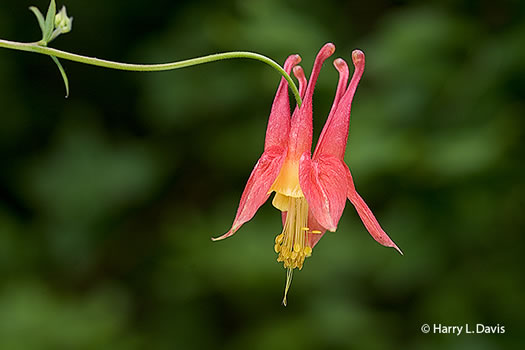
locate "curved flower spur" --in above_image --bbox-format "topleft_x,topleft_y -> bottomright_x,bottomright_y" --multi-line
213,43 -> 402,305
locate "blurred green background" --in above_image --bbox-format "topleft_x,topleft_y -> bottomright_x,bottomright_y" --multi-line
1,0 -> 524,349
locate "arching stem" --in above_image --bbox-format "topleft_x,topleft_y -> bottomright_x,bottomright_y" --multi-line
0,39 -> 302,107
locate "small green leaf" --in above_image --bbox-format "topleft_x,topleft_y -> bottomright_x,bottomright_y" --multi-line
50,55 -> 70,98
43,0 -> 57,43
29,6 -> 46,36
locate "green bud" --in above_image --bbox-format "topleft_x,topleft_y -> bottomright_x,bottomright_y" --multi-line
54,6 -> 73,34
46,5 -> 73,43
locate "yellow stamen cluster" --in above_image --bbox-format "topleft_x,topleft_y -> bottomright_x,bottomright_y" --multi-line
273,196 -> 312,270
269,161 -> 319,305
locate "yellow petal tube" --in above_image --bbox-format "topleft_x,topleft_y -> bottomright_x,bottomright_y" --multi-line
269,159 -> 304,202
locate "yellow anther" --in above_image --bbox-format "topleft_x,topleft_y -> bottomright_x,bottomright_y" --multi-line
311,230 -> 322,234
293,243 -> 301,252
275,234 -> 284,244
304,246 -> 312,257
274,244 -> 281,253
301,227 -> 310,231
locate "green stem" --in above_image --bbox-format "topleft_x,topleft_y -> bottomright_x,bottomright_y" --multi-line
0,38 -> 302,107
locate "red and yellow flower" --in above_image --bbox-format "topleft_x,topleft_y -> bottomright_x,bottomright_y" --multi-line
213,43 -> 402,305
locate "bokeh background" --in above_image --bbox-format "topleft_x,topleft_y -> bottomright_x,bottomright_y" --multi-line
1,0 -> 524,349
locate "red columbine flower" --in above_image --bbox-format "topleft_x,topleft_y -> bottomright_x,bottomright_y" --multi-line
213,43 -> 402,305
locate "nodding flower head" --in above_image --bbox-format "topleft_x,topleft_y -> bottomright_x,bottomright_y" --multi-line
213,44 -> 402,306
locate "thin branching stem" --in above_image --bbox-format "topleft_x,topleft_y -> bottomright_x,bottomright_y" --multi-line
0,39 -> 302,107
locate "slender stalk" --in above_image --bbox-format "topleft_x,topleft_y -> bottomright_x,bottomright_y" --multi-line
0,39 -> 302,107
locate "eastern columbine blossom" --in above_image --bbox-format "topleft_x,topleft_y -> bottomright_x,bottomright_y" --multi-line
213,43 -> 402,305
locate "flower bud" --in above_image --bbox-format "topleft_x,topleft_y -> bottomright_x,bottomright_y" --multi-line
54,6 -> 73,34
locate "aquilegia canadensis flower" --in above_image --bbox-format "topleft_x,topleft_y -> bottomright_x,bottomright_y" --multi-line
213,43 -> 402,305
